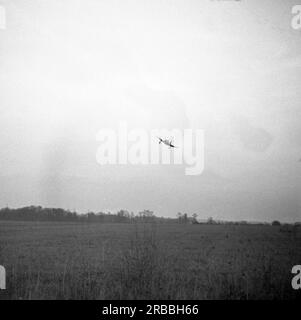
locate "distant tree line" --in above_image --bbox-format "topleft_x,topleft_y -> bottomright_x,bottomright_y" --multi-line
0,206 -> 300,226
0,206 -> 167,223
176,213 -> 300,227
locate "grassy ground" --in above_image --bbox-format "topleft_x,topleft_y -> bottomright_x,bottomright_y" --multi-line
0,221 -> 300,300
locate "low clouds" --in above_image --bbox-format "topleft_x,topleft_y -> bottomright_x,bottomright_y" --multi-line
231,115 -> 274,152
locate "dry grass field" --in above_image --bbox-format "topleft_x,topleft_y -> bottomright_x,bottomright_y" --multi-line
0,221 -> 300,300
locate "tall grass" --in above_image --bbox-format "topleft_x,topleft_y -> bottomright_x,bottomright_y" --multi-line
0,221 -> 300,300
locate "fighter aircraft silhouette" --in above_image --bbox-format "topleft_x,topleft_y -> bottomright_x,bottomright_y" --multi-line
157,137 -> 177,148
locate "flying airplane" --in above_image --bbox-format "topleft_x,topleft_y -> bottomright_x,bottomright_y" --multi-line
157,137 -> 177,148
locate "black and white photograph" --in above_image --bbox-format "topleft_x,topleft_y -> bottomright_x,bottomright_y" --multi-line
0,0 -> 301,305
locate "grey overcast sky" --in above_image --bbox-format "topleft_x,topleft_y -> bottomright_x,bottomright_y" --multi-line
0,0 -> 300,222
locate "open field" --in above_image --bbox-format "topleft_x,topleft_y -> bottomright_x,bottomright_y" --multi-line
0,221 -> 300,300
